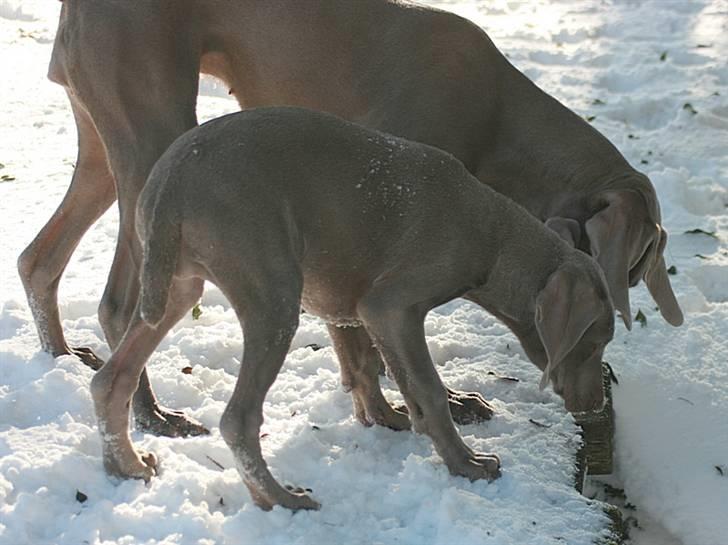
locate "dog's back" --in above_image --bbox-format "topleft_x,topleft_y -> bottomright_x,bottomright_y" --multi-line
137,107 -> 545,325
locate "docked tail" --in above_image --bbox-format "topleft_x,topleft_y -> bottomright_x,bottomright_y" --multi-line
139,210 -> 181,328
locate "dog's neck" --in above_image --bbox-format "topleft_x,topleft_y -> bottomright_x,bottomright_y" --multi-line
462,199 -> 571,371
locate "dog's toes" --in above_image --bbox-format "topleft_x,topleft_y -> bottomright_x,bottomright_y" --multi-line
449,452 -> 501,482
374,406 -> 411,431
103,448 -> 159,483
473,453 -> 501,480
141,451 -> 159,476
135,406 -> 210,438
361,399 -> 411,431
286,491 -> 321,511
273,485 -> 321,511
70,346 -> 105,371
447,389 -> 495,424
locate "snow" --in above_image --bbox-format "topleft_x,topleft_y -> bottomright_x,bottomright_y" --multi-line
1,1 -> 727,545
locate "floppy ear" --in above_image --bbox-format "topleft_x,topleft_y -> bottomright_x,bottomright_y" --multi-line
535,268 -> 600,390
584,194 -> 633,330
644,226 -> 684,326
545,217 -> 581,248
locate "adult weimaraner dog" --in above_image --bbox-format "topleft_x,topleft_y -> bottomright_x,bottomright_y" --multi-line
21,0 -> 681,436
91,107 -> 615,511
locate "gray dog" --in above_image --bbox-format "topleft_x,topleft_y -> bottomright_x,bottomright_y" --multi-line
90,107 -> 615,511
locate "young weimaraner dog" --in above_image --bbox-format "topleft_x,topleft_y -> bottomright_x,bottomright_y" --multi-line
22,0 -> 679,436
91,107 -> 615,511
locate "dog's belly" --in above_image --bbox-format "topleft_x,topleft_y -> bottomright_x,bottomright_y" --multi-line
300,274 -> 365,327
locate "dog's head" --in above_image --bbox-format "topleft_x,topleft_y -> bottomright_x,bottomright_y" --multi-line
532,257 -> 615,413
548,186 -> 683,330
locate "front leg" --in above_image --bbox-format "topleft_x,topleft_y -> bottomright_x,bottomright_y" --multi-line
359,301 -> 501,482
327,324 -> 410,431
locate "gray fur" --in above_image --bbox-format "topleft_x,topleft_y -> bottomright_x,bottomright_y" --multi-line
91,108 -> 615,511
21,0 -> 677,436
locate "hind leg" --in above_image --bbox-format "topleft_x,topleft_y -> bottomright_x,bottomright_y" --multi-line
17,94 -> 116,370
66,18 -> 203,437
213,261 -> 318,511
327,324 -> 410,431
90,277 -> 204,480
130,273 -> 209,438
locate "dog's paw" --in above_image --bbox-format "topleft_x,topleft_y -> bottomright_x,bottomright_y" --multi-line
104,448 -> 158,483
68,346 -> 105,371
447,388 -> 495,424
448,452 -> 501,482
135,406 -> 210,437
251,484 -> 321,512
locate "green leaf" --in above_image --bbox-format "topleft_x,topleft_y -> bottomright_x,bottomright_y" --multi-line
191,303 -> 202,320
667,265 -> 677,275
635,309 -> 647,328
659,51 -> 667,61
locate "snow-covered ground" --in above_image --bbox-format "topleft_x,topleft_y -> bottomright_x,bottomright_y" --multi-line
1,1 -> 726,544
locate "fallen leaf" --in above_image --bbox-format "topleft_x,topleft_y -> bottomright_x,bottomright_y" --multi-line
205,455 -> 225,471
635,309 -> 647,328
684,228 -> 717,239
528,418 -> 552,428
